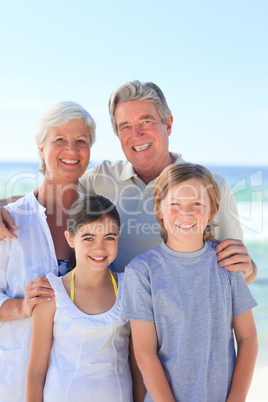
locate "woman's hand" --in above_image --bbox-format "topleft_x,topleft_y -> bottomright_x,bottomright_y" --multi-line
0,207 -> 19,240
22,277 -> 55,318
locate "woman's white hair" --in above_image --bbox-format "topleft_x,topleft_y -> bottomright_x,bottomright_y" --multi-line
34,101 -> 96,174
108,80 -> 172,136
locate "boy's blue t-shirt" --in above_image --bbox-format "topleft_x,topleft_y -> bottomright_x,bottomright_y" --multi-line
120,241 -> 257,402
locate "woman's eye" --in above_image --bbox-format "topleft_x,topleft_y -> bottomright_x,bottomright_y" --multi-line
193,202 -> 201,206
56,137 -> 64,142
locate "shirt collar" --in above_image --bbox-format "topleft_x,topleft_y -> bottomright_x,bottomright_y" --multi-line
119,152 -> 184,183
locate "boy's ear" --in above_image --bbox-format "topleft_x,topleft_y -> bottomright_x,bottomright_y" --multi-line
64,231 -> 74,248
118,230 -> 122,238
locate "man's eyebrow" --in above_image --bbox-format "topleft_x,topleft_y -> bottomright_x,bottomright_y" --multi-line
139,114 -> 156,121
117,114 -> 157,129
81,233 -> 95,237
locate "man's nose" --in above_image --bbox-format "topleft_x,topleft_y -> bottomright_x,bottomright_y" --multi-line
132,124 -> 144,138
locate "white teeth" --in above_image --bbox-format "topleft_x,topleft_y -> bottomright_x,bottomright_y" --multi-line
90,256 -> 106,261
133,143 -> 152,151
61,159 -> 79,164
179,224 -> 195,229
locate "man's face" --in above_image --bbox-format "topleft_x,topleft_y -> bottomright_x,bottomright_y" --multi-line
114,100 -> 173,177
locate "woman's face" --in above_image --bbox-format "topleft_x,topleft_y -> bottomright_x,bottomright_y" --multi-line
39,119 -> 91,184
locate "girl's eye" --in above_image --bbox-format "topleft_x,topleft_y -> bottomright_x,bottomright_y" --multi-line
84,237 -> 93,241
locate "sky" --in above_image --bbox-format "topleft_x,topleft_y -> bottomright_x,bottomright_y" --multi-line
0,0 -> 267,166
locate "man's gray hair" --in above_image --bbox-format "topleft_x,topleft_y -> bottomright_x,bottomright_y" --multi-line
109,80 -> 172,136
34,101 -> 96,174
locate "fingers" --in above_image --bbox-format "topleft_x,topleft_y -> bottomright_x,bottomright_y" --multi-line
23,277 -> 54,317
26,277 -> 54,299
0,208 -> 19,240
215,238 -> 251,274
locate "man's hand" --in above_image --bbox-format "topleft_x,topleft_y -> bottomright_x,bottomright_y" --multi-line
215,239 -> 257,285
0,207 -> 19,240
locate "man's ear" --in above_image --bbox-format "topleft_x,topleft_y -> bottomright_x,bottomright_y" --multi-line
166,114 -> 173,137
64,231 -> 74,248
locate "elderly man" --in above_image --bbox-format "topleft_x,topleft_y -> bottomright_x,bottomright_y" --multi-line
79,80 -> 256,282
1,80 -> 256,282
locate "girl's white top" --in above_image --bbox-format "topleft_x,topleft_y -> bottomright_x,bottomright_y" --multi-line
44,272 -> 133,402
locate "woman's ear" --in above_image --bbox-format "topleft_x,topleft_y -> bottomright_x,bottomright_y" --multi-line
38,145 -> 45,160
64,231 -> 74,248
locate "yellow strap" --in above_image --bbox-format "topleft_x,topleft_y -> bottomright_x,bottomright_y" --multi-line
70,268 -> 117,303
70,268 -> 75,302
109,269 -> 118,298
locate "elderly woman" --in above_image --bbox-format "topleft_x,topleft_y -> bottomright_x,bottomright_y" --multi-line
0,101 -> 96,401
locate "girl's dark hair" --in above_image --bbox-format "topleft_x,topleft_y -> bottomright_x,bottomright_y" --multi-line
67,195 -> 120,236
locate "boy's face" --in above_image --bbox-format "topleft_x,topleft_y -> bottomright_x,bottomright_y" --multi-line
159,178 -> 213,252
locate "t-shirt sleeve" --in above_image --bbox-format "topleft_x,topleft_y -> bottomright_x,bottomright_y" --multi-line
120,263 -> 155,322
230,271 -> 258,317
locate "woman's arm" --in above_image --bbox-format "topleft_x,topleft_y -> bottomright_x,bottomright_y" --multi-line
130,319 -> 175,402
26,298 -> 56,402
129,333 -> 146,402
227,309 -> 258,402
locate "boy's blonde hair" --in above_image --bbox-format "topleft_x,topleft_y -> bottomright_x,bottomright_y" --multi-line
153,163 -> 221,242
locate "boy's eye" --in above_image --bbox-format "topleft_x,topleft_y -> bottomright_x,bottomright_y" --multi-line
106,236 -> 116,241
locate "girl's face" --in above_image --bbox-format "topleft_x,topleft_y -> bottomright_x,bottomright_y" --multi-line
159,178 -> 213,252
65,216 -> 120,272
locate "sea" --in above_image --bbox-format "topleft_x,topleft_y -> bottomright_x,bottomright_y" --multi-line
0,161 -> 267,369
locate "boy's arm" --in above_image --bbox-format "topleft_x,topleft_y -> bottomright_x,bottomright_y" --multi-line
130,319 -> 175,402
227,309 -> 258,402
26,298 -> 55,402
128,333 -> 146,402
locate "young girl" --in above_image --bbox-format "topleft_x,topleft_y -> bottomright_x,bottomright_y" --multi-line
26,195 -> 143,402
121,163 -> 258,402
